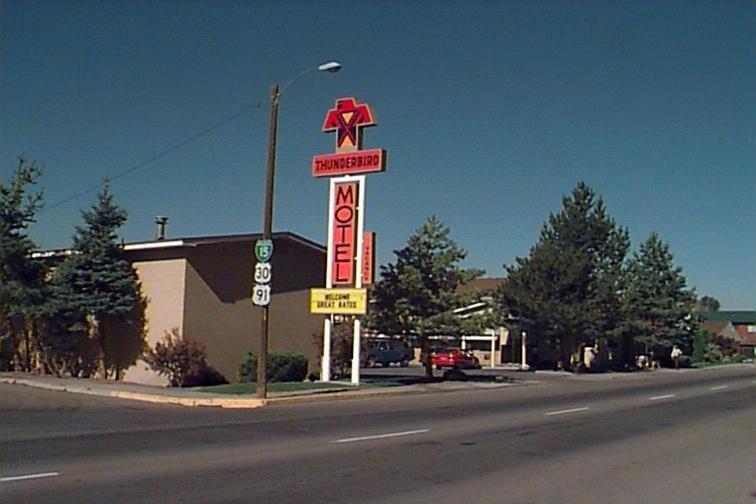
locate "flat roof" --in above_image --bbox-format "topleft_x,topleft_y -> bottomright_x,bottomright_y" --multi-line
34,231 -> 326,258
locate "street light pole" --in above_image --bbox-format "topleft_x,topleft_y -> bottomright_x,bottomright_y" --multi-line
256,61 -> 341,399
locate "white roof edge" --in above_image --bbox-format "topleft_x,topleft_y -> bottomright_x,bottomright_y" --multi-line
31,250 -> 74,259
453,302 -> 488,313
124,240 -> 188,251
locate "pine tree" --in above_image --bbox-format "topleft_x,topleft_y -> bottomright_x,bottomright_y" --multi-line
51,184 -> 144,379
366,216 -> 484,378
623,233 -> 695,355
0,156 -> 45,371
498,182 -> 630,369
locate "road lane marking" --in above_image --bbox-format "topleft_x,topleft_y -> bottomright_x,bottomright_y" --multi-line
710,385 -> 728,390
649,394 -> 676,401
335,429 -> 430,444
545,407 -> 590,416
1,472 -> 59,483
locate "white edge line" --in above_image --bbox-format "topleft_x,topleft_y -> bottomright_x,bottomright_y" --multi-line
1,472 -> 60,483
710,385 -> 728,390
649,394 -> 676,401
544,407 -> 590,416
335,428 -> 430,444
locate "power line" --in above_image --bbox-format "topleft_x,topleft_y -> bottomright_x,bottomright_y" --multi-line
43,101 -> 264,212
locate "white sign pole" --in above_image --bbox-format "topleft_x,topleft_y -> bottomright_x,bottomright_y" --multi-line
322,316 -> 332,381
489,329 -> 496,369
321,178 -> 337,382
351,176 -> 366,385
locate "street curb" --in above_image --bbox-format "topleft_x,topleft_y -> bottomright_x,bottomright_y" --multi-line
107,390 -> 266,409
0,376 -> 527,408
0,377 -> 266,409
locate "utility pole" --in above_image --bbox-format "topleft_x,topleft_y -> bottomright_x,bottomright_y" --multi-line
254,61 -> 341,399
256,84 -> 279,399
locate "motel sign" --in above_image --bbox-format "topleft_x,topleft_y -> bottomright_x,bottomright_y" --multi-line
310,97 -> 387,384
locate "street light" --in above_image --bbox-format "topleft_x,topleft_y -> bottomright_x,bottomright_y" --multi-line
257,60 -> 342,399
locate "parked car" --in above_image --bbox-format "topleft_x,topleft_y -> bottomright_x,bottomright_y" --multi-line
427,347 -> 481,370
364,339 -> 413,368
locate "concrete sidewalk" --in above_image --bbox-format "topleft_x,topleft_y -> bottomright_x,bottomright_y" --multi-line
0,372 -> 525,409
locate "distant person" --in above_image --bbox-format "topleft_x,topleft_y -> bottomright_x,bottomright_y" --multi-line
671,345 -> 683,370
636,354 -> 648,369
583,343 -> 598,371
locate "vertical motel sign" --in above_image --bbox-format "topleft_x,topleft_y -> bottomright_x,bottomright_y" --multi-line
329,180 -> 359,285
312,97 -> 386,290
311,97 -> 386,384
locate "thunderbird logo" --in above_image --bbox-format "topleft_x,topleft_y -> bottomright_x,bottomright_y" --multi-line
323,97 -> 375,152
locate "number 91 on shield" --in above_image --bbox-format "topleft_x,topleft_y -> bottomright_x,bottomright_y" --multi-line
252,284 -> 271,306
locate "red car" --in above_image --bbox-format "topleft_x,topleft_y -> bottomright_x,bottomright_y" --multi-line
430,347 -> 481,370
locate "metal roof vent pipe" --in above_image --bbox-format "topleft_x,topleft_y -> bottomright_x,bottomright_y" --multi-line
155,216 -> 169,241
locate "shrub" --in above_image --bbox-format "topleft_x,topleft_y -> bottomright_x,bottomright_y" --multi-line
311,326 -> 357,379
181,365 -> 228,387
238,351 -> 308,382
144,328 -> 228,387
730,353 -> 745,363
703,342 -> 723,363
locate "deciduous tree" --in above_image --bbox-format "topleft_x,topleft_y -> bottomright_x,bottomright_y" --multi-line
695,295 -> 720,312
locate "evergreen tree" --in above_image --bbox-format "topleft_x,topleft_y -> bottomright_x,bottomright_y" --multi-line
366,216 -> 484,378
498,182 -> 630,369
0,156 -> 45,371
51,184 -> 144,379
623,233 -> 696,355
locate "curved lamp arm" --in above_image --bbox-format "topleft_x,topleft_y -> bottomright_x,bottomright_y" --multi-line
277,60 -> 342,101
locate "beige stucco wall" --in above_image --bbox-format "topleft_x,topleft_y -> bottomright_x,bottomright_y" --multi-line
117,236 -> 325,385
182,239 -> 325,382
121,258 -> 187,385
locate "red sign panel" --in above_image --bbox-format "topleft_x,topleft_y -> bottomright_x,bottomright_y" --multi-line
362,232 -> 375,286
331,181 -> 358,285
312,149 -> 386,177
323,97 -> 375,152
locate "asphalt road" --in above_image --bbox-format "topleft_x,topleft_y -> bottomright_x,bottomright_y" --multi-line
2,366 -> 754,504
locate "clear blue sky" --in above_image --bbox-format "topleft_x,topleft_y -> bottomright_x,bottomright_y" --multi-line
2,1 -> 754,309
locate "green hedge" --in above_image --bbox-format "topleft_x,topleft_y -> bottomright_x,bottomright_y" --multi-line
238,351 -> 308,383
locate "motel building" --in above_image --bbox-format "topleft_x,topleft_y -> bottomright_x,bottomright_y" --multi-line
38,231 -> 326,385
123,232 -> 329,384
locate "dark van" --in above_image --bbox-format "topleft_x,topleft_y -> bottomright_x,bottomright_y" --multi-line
364,339 -> 413,368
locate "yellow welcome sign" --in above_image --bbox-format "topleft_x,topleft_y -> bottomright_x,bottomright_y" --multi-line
310,288 -> 367,315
